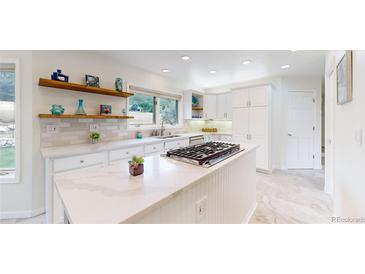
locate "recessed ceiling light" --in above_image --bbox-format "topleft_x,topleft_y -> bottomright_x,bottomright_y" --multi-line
290,50 -> 298,52
162,69 -> 170,73
181,55 -> 190,61
209,70 -> 217,74
281,65 -> 290,69
242,60 -> 251,65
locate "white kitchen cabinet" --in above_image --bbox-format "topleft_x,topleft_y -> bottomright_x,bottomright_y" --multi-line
231,85 -> 272,172
251,135 -> 269,170
203,94 -> 217,119
183,90 -> 204,119
232,88 -> 249,108
249,85 -> 270,107
232,108 -> 249,138
145,143 -> 164,155
249,107 -> 268,136
216,92 -> 232,120
109,146 -> 144,162
53,152 -> 107,173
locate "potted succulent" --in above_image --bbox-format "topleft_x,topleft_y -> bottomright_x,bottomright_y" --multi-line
89,131 -> 100,144
129,156 -> 144,176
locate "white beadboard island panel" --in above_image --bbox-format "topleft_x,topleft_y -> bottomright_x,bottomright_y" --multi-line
134,151 -> 256,224
55,144 -> 257,224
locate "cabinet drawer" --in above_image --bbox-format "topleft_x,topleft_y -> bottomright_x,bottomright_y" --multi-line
109,146 -> 144,162
164,138 -> 189,152
144,142 -> 164,154
54,152 -> 106,173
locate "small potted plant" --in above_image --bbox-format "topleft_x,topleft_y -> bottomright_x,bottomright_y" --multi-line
129,156 -> 144,176
89,131 -> 100,144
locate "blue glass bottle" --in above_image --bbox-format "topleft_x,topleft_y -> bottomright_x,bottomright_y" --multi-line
75,99 -> 87,115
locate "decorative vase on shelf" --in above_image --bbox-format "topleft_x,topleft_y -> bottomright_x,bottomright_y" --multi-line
75,99 -> 87,115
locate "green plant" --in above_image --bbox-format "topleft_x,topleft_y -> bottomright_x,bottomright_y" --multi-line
129,155 -> 144,168
89,131 -> 100,140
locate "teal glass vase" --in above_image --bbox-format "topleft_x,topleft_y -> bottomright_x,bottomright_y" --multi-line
75,99 -> 87,115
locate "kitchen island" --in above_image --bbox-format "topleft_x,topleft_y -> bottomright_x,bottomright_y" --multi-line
54,144 -> 257,224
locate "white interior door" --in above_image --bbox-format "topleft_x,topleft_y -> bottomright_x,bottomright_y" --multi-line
325,71 -> 335,197
287,91 -> 315,169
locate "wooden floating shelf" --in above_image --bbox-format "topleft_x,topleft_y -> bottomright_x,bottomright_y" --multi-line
192,107 -> 203,111
39,78 -> 134,98
38,114 -> 134,119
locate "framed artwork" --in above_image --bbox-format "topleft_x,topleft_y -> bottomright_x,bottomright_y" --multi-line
85,74 -> 100,88
337,50 -> 353,105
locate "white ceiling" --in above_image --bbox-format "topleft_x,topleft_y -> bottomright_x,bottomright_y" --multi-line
101,50 -> 326,89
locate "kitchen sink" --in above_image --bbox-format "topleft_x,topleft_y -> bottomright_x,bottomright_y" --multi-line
155,135 -> 181,139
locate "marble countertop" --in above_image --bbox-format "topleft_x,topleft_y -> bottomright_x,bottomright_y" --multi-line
54,143 -> 256,224
41,132 -> 232,159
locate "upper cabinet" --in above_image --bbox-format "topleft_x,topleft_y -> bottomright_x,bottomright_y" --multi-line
216,92 -> 232,120
183,91 -> 232,120
249,85 -> 270,107
203,94 -> 217,119
232,85 -> 270,108
183,90 -> 204,119
232,88 -> 249,108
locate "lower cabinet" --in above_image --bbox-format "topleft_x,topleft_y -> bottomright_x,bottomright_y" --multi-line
46,138 -> 196,223
109,146 -> 144,162
145,143 -> 164,155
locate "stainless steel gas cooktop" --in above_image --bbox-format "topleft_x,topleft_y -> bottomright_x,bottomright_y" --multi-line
166,141 -> 244,167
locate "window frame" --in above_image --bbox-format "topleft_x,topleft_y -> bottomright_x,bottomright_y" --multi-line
0,58 -> 20,184
127,90 -> 183,131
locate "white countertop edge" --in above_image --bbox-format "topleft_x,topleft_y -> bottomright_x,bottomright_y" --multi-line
55,143 -> 257,224
41,132 -> 232,159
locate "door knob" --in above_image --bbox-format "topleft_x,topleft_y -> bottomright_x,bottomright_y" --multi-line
288,133 -> 293,137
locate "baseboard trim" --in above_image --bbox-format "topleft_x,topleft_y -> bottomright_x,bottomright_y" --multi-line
242,202 -> 258,224
0,207 -> 45,220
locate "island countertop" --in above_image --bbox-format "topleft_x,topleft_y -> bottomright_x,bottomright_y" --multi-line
55,143 -> 256,224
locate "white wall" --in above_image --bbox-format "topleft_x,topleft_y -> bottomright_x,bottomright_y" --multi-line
1,50 -> 189,218
204,75 -> 323,170
0,51 -> 36,218
326,50 -> 365,217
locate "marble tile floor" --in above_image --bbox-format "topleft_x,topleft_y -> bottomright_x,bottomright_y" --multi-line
1,169 -> 332,224
250,169 -> 333,224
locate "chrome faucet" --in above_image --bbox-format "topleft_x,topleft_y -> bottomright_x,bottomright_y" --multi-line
160,120 -> 166,136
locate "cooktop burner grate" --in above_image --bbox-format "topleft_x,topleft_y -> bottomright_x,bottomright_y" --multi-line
166,141 -> 242,166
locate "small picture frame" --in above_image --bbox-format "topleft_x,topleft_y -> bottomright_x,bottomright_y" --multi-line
100,104 -> 112,115
337,51 -> 353,105
85,74 -> 100,88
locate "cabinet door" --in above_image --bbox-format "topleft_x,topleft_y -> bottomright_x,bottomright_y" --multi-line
225,92 -> 232,119
249,86 -> 269,107
216,94 -> 226,119
249,106 -> 268,136
203,94 -> 217,119
232,108 -> 249,136
183,90 -> 193,119
251,135 -> 269,170
232,88 -> 249,108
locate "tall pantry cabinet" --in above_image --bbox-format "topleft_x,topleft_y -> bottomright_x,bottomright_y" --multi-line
232,85 -> 272,172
